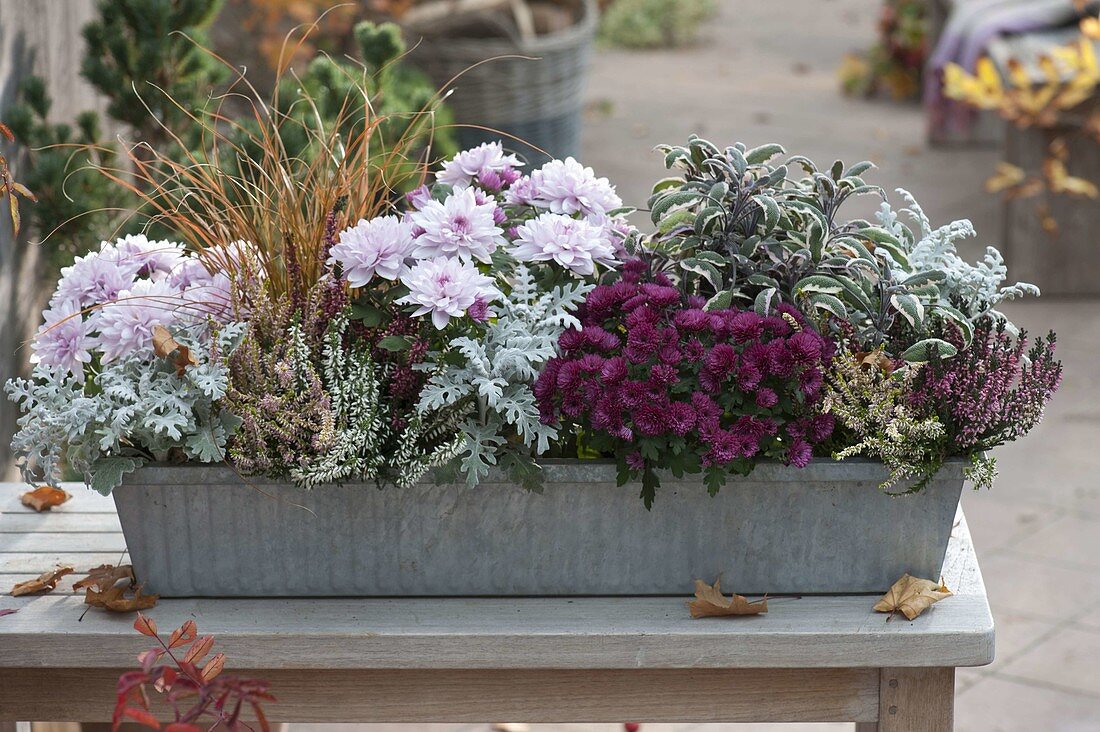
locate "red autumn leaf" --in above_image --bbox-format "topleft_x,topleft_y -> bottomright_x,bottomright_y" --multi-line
183,635 -> 214,665
122,706 -> 161,728
168,620 -> 197,649
0,608 -> 17,617
134,613 -> 159,637
164,725 -> 203,732
200,653 -> 225,682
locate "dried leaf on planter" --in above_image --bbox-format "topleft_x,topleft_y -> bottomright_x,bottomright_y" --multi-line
874,573 -> 952,620
85,582 -> 159,613
73,564 -> 135,592
20,485 -> 72,512
11,566 -> 74,596
687,578 -> 768,618
854,350 -> 894,375
152,324 -> 198,375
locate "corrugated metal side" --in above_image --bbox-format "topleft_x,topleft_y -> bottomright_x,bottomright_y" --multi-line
113,460 -> 965,597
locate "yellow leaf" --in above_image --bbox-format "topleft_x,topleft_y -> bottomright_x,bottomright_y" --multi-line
1044,157 -> 1100,198
985,162 -> 1027,193
687,578 -> 768,618
873,573 -> 952,620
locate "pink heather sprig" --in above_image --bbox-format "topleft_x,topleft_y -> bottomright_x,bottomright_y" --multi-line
535,263 -> 837,505
909,317 -> 1062,453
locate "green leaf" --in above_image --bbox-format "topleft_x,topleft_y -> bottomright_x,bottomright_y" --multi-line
890,292 -> 925,328
901,338 -> 959,363
650,190 -> 699,224
657,208 -> 695,234
351,302 -> 384,327
377,335 -> 412,352
704,465 -> 726,497
744,143 -> 785,165
88,456 -> 143,496
807,292 -> 847,319
754,195 -> 780,232
704,290 -> 734,311
754,287 -> 778,315
934,304 -> 974,345
640,464 -> 659,510
902,270 -> 947,287
794,274 -> 845,295
681,257 -> 724,290
692,250 -> 727,266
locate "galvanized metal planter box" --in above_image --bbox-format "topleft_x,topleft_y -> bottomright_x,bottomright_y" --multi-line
113,459 -> 966,597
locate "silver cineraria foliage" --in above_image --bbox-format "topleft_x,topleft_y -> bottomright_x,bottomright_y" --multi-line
289,314 -> 463,490
416,264 -> 593,488
4,323 -> 247,495
877,188 -> 1040,324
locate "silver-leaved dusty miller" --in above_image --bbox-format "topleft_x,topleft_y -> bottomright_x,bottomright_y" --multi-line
416,265 -> 592,487
5,323 -> 246,494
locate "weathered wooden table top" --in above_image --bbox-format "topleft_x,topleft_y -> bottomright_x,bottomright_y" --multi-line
0,481 -> 994,672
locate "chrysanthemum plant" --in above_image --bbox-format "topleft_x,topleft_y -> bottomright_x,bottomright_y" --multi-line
6,113 -> 1062,505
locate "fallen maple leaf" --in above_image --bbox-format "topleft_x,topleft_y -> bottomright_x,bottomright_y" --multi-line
73,564 -> 158,613
687,578 -> 768,618
85,583 -> 159,613
20,485 -> 72,512
11,566 -> 74,596
152,324 -> 198,375
874,573 -> 953,620
73,564 -> 135,592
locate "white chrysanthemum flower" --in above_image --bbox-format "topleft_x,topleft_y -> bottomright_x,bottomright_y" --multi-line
528,157 -> 622,217
398,257 -> 502,329
328,215 -> 415,287
409,187 -> 505,263
510,213 -> 619,276
436,142 -> 522,188
93,279 -> 183,362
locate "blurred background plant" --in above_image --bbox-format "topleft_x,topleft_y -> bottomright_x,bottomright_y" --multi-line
943,18 -> 1100,234
4,0 -> 455,284
597,0 -> 716,49
839,0 -> 928,100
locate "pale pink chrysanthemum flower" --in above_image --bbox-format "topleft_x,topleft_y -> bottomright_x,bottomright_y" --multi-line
409,187 -> 505,264
528,157 -> 622,217
111,234 -> 187,280
436,142 -> 522,188
328,215 -> 415,286
510,213 -> 619,276
398,257 -> 502,329
503,175 -> 537,206
51,247 -> 138,308
93,279 -> 183,362
30,300 -> 93,380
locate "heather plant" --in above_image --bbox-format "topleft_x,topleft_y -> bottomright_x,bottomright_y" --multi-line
908,316 -> 1063,488
823,352 -> 950,492
536,263 -> 836,507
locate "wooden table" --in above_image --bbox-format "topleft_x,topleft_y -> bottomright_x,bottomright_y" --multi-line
0,483 -> 994,730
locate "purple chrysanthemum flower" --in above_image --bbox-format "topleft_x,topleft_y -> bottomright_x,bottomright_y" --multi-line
398,257 -> 502,329
511,213 -> 618,276
405,185 -> 434,210
30,300 -> 93,380
527,157 -> 623,217
94,279 -> 183,362
328,215 -> 415,286
409,188 -> 505,263
436,142 -> 522,188
503,175 -> 538,206
788,330 -> 824,365
755,387 -> 778,409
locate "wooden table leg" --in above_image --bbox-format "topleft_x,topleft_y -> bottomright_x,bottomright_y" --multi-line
874,667 -> 955,731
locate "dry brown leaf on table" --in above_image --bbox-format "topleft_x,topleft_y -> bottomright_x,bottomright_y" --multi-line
72,564 -> 135,592
152,324 -> 198,375
687,578 -> 768,618
73,564 -> 158,613
11,566 -> 74,596
20,485 -> 72,512
874,573 -> 952,621
85,583 -> 159,613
